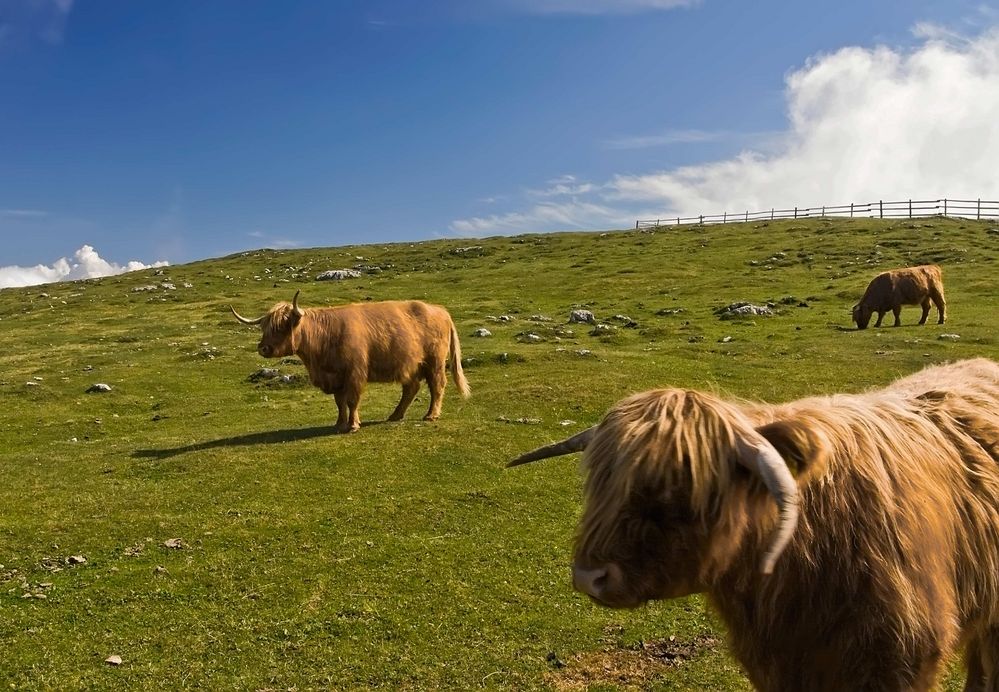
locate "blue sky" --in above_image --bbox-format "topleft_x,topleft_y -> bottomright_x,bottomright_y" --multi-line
2,0 -> 999,285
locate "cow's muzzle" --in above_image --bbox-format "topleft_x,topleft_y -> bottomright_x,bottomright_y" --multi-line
572,562 -> 636,608
258,344 -> 273,358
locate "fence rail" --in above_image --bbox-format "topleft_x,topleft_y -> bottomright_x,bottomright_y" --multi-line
635,198 -> 999,230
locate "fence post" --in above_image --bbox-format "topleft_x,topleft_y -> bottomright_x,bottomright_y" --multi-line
944,199 -> 948,216
978,199 -> 981,220
909,200 -> 912,218
850,203 -> 854,218
699,215 -> 704,225
745,210 -> 748,222
879,200 -> 883,219
794,207 -> 798,219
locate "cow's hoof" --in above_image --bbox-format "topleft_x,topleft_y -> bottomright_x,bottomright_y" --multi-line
423,414 -> 440,422
387,413 -> 404,422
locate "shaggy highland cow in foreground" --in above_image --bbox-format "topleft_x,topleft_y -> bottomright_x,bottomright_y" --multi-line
852,264 -> 946,329
511,359 -> 999,691
232,291 -> 470,432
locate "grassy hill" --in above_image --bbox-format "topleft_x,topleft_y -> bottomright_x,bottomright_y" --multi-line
1,217 -> 997,690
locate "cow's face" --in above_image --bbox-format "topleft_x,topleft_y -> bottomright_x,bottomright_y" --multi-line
569,391 -> 749,608
852,304 -> 872,330
572,475 -> 713,608
257,303 -> 299,358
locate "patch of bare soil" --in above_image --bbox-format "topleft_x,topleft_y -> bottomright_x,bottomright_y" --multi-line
544,632 -> 722,691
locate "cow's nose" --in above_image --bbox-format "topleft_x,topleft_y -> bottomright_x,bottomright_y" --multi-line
572,564 -> 608,599
258,345 -> 271,357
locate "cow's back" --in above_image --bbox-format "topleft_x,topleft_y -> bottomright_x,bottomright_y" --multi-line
336,301 -> 453,382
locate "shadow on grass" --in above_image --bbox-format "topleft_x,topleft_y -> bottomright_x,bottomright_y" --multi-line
132,421 -> 387,460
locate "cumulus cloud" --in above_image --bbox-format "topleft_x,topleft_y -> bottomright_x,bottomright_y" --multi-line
451,25 -> 999,234
0,245 -> 169,289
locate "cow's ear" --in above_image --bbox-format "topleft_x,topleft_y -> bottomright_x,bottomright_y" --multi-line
754,417 -> 830,477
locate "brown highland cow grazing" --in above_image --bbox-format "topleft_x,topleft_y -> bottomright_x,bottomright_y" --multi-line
232,291 -> 470,432
510,358 -> 999,691
852,264 -> 946,329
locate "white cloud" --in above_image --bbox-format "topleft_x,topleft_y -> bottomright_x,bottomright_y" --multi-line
0,245 -> 169,289
450,200 -> 633,236
500,0 -> 700,15
451,25 -> 999,234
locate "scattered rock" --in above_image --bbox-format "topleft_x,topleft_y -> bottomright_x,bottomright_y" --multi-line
105,655 -> 123,666
529,314 -> 553,322
472,328 -> 492,338
558,420 -> 577,427
86,383 -> 113,393
517,332 -> 544,344
497,416 -> 542,425
248,368 -> 280,382
66,555 -> 87,566
715,302 -> 775,319
720,336 -> 733,343
575,349 -> 593,357
656,308 -> 685,316
938,333 -> 961,341
488,314 -> 514,323
163,538 -> 184,550
569,309 -> 596,325
132,285 -> 158,293
449,245 -> 483,255
590,324 -> 616,336
315,269 -> 362,281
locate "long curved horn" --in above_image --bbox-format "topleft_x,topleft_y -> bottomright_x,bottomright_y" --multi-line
292,290 -> 304,318
230,305 -> 265,325
736,436 -> 800,575
507,427 -> 596,468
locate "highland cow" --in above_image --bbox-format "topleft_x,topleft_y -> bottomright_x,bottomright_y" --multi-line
852,264 -> 946,329
232,291 -> 470,432
510,359 -> 999,691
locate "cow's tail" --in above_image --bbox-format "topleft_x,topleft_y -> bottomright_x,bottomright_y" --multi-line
449,320 -> 471,398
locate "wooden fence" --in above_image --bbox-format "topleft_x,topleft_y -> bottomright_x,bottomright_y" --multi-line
635,197 -> 999,230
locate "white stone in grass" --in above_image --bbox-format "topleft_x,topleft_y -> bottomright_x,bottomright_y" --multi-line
86,383 -> 113,393
105,655 -> 123,666
938,333 -> 961,341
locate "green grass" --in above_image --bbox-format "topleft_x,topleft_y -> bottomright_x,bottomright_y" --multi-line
1,217 -> 997,690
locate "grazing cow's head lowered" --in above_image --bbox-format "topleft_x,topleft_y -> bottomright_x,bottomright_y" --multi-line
851,302 -> 873,330
508,359 -> 999,690
230,290 -> 304,359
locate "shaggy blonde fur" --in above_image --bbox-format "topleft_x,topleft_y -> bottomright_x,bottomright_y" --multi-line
574,358 -> 999,691
243,297 -> 469,432
852,264 -> 946,329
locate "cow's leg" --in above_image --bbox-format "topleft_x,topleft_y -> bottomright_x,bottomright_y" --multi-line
891,306 -> 902,326
932,290 -> 946,324
918,298 -> 931,325
423,366 -> 447,421
389,380 -> 420,421
332,391 -> 351,433
874,311 -> 885,328
334,380 -> 364,433
963,627 -> 999,692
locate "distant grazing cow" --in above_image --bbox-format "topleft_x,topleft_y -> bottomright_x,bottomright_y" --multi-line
510,359 -> 999,691
852,264 -> 946,329
231,291 -> 470,432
